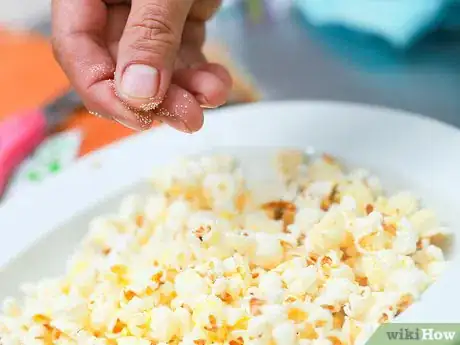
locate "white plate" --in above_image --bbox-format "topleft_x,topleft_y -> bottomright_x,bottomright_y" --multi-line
1,101 -> 459,323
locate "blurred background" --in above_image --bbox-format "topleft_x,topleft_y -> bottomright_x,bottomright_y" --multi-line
1,0 -> 460,200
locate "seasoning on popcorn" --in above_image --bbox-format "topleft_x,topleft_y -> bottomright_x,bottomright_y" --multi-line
0,152 -> 450,345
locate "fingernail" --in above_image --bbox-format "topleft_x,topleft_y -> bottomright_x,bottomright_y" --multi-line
200,104 -> 218,109
113,116 -> 142,131
121,64 -> 159,99
161,117 -> 193,133
196,95 -> 214,108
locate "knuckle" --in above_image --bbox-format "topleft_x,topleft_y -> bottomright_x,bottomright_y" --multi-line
128,32 -> 176,58
130,3 -> 177,47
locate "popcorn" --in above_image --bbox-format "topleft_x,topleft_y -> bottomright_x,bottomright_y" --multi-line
225,307 -> 247,327
212,277 -> 228,296
340,196 -> 357,212
175,269 -> 209,306
118,194 -> 145,221
385,268 -> 430,298
244,211 -> 284,234
150,306 -> 178,342
413,244 -> 444,266
328,263 -> 355,281
305,210 -> 347,255
203,173 -> 240,212
118,337 -> 151,345
281,266 -> 319,297
260,304 -> 288,325
144,194 -> 168,222
200,155 -> 235,174
175,307 -> 192,336
339,180 -> 373,214
392,224 -> 418,255
307,156 -> 343,181
259,272 -> 284,303
354,250 -> 407,290
310,339 -> 332,345
127,265 -> 164,294
425,261 -> 447,279
275,149 -> 305,182
192,295 -> 226,328
247,315 -> 271,339
251,233 -> 284,269
272,321 -> 297,345
409,209 -> 449,238
345,289 -> 402,324
306,302 -> 334,331
292,208 -> 323,234
315,278 -> 358,312
165,199 -> 191,231
2,299 -> 21,318
306,181 -> 335,199
0,153 -> 450,345
87,217 -> 119,249
386,192 -> 418,217
354,322 -> 380,345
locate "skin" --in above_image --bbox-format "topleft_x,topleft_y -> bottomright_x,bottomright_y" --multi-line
51,0 -> 232,132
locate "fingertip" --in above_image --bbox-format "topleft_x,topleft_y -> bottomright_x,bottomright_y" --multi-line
84,80 -> 147,131
197,63 -> 233,89
113,0 -> 193,112
173,68 -> 229,108
154,84 -> 204,133
115,64 -> 166,111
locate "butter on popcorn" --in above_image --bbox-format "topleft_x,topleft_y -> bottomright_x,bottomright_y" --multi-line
0,152 -> 450,345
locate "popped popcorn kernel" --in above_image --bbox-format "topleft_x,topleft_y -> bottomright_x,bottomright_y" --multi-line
0,152 -> 450,345
272,321 -> 297,345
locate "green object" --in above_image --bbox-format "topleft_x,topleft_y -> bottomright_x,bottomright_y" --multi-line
247,0 -> 263,22
367,323 -> 460,345
48,160 -> 61,173
3,129 -> 82,201
27,171 -> 41,182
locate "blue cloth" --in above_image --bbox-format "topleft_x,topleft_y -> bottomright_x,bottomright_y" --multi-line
443,0 -> 460,30
294,0 -> 460,49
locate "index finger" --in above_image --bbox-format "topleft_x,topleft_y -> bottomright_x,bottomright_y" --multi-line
51,0 -> 148,130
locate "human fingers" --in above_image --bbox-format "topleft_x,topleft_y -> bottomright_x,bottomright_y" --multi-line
52,0 -> 142,129
114,0 -> 193,110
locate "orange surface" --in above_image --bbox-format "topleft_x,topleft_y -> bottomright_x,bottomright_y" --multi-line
0,29 -> 258,156
0,29 -> 135,156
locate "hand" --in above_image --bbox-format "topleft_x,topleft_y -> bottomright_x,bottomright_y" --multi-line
51,0 -> 232,132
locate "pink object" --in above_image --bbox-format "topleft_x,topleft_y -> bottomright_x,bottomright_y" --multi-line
0,110 -> 47,196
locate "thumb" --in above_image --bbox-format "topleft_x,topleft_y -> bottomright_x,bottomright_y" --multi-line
115,0 -> 193,109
